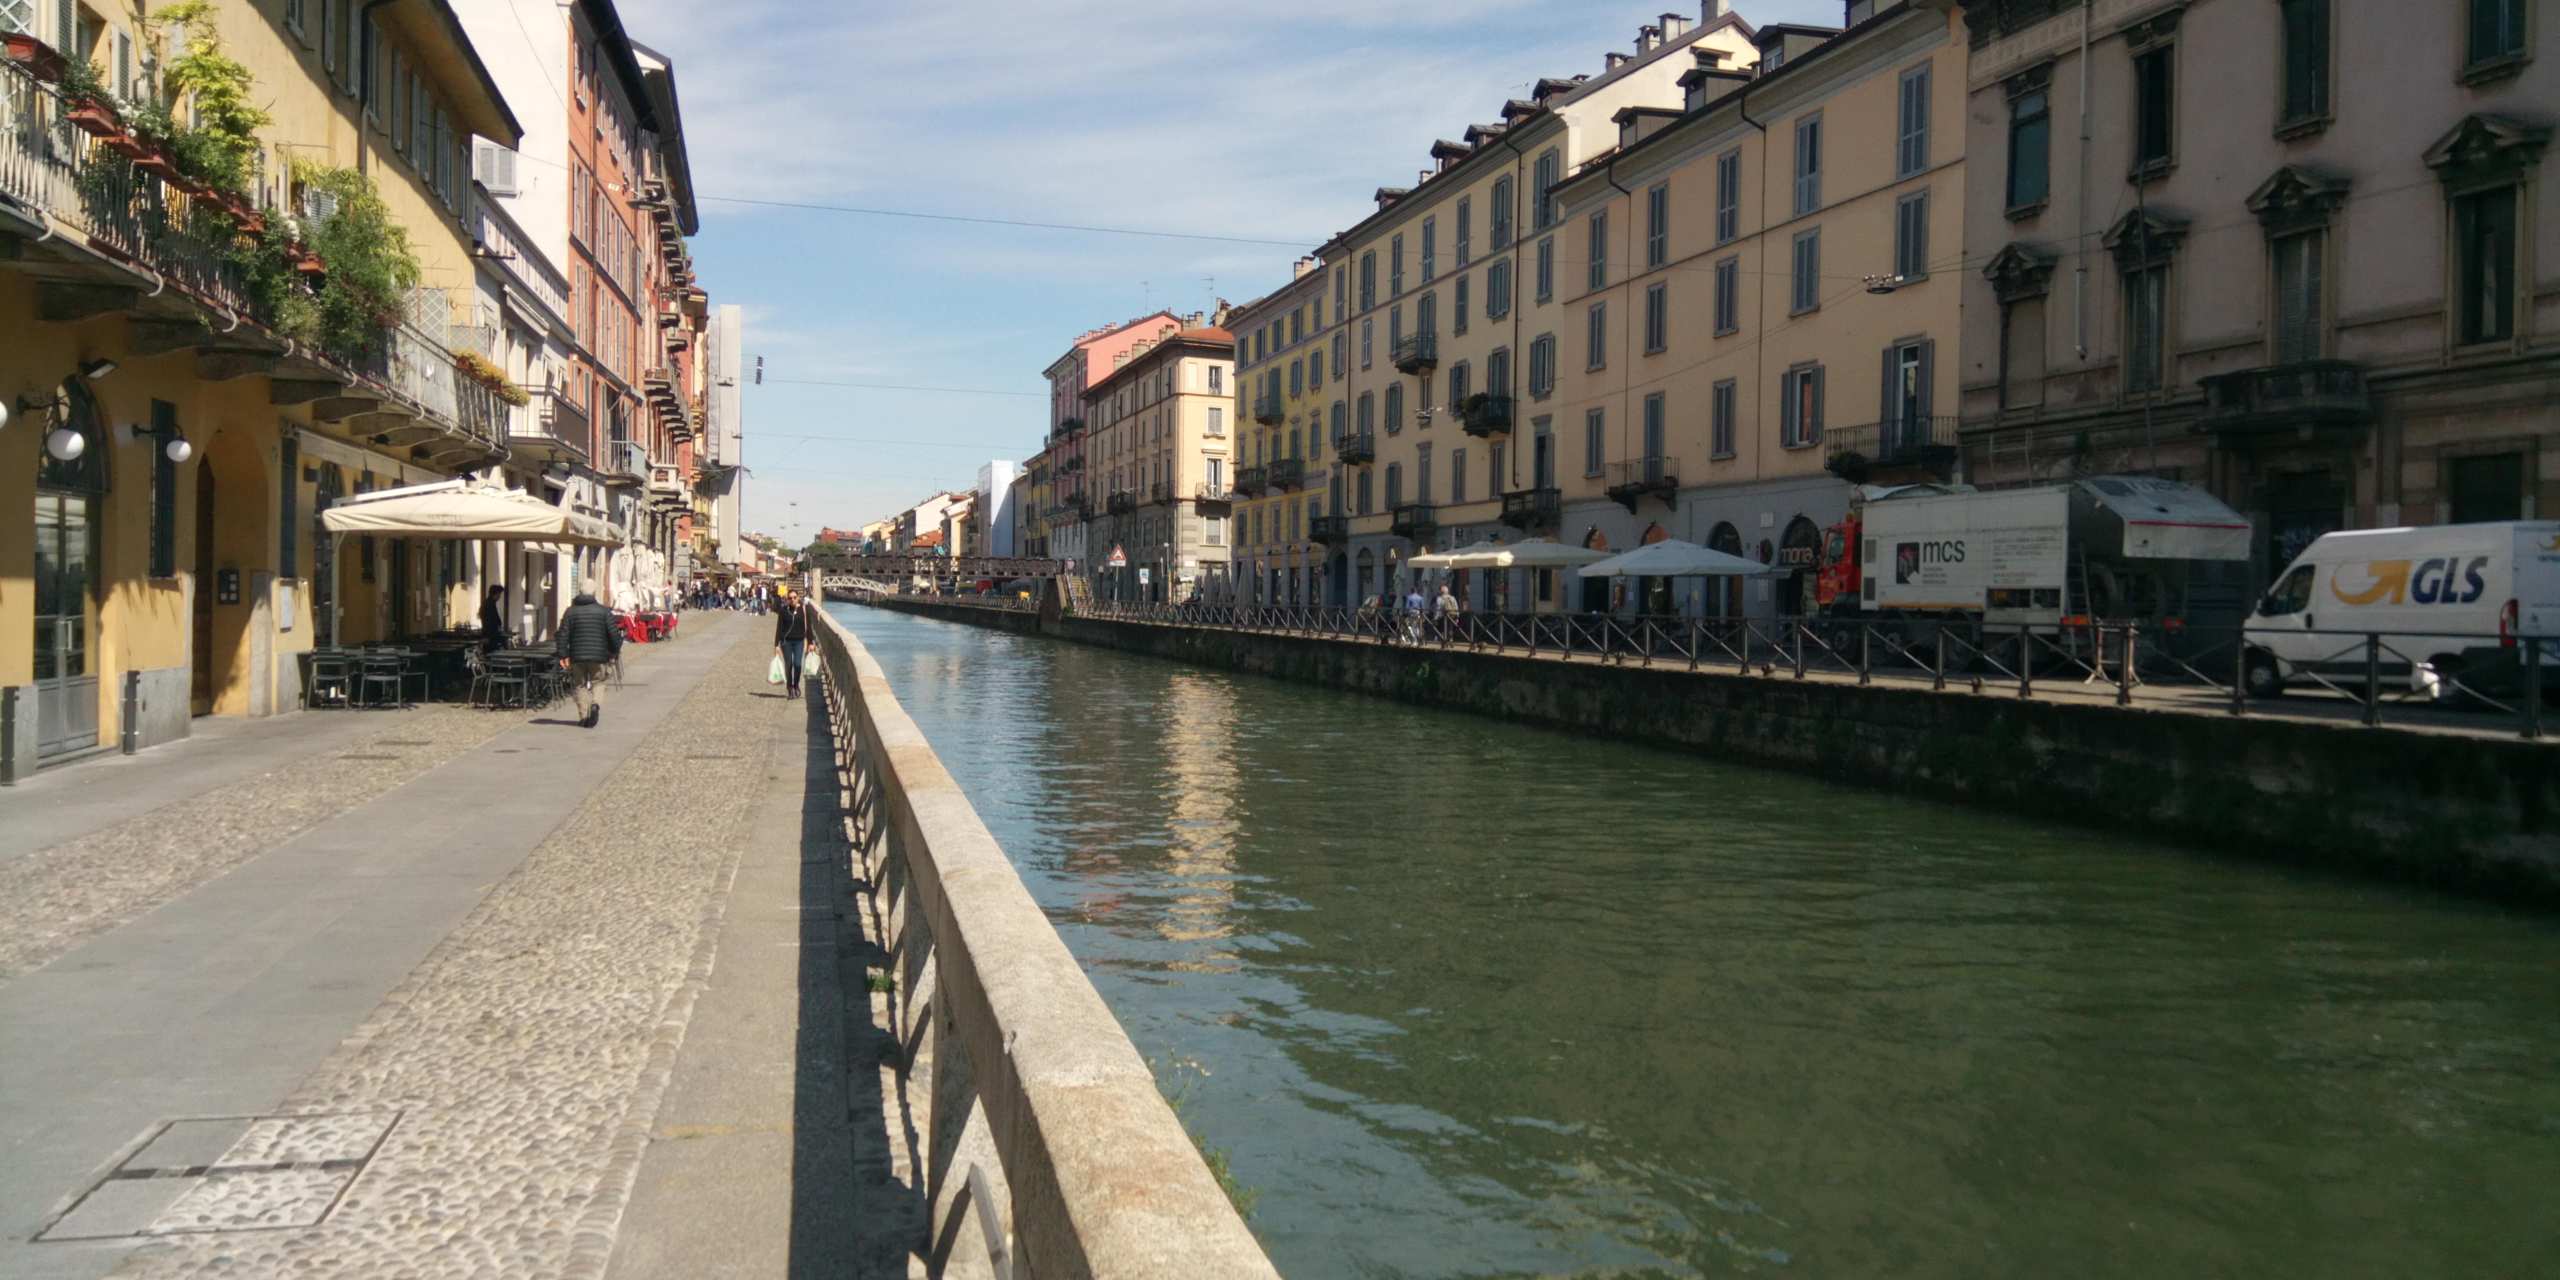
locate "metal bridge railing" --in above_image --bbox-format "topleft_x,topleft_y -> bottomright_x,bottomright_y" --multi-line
809,607 -> 1278,1279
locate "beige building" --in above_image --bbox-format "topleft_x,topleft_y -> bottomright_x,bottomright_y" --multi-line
1082,327 -> 1237,601
1319,6 -> 1763,609
1225,259 -> 1330,604
1550,3 -> 1967,617
1954,0 -> 2558,578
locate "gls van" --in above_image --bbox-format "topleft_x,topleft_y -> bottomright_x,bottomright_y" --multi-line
2243,522 -> 2560,702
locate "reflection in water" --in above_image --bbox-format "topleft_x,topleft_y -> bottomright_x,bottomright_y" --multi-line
834,604 -> 2560,1280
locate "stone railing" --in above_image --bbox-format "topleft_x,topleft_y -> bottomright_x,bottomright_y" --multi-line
809,606 -> 1279,1278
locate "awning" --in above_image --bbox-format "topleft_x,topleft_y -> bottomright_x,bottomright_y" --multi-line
321,484 -> 620,546
1579,539 -> 1777,578
1410,537 -> 1614,571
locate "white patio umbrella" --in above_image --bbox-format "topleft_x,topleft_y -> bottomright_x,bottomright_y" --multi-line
1578,538 -> 1776,578
1412,537 -> 1614,570
320,481 -> 620,641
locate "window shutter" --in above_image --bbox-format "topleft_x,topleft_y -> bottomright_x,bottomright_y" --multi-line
1917,340 -> 1934,421
150,401 -> 177,578
1880,347 -> 1898,432
1812,367 -> 1826,442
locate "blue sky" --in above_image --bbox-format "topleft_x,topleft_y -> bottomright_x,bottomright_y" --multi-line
616,0 -> 1847,547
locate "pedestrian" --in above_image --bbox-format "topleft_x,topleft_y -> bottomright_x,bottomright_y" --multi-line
773,584 -> 811,701
553,588 -> 621,729
478,584 -> 508,654
1402,582 -> 1426,644
1435,581 -> 1460,640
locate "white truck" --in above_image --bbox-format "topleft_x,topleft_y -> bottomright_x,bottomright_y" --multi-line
1844,477 -> 2253,628
2241,521 -> 2560,702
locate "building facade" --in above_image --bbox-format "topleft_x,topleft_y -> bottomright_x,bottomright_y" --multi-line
1081,327 -> 1236,602
1040,311 -> 1180,574
1954,0 -> 2557,578
3,0 -> 521,773
1227,260 -> 1330,604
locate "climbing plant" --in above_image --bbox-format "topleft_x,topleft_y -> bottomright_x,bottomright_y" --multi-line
151,0 -> 268,194
290,162 -> 422,362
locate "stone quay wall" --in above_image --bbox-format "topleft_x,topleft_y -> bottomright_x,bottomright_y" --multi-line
859,595 -> 2560,902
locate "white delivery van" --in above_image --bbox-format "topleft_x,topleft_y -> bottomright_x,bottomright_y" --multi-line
2242,521 -> 2560,701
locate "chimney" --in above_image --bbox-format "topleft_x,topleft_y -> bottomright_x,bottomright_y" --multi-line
1704,0 -> 1731,18
1636,23 -> 1662,53
1604,51 -> 1631,70
1183,310 -> 1205,329
1661,12 -> 1691,38
1292,255 -> 1318,279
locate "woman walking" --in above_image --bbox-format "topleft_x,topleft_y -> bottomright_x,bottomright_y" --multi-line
773,585 -> 811,701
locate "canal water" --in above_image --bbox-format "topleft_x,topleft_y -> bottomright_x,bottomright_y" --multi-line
830,604 -> 2559,1279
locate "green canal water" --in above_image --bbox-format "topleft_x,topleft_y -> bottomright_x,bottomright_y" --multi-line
830,604 -> 2560,1279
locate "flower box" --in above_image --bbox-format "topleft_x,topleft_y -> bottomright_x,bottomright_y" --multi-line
132,151 -> 183,184
66,101 -> 122,138
4,32 -> 69,83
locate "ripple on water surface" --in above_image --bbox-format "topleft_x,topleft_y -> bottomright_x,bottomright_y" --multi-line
833,605 -> 2560,1279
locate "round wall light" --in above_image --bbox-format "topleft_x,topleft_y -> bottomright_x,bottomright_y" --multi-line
45,425 -> 87,462
164,434 -> 193,463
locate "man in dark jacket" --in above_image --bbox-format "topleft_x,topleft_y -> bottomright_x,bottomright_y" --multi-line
553,590 -> 622,728
772,586 -> 811,700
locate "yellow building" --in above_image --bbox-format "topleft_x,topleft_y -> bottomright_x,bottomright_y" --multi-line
1019,444 -> 1051,559
1080,325 -> 1236,602
2,1 -> 520,776
1550,7 -> 1965,618
1317,9 -> 1760,610
1223,259 -> 1330,604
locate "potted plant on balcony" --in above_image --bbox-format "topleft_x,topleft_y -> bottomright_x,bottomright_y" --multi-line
1824,450 -> 1871,485
454,350 -> 531,407
155,2 -> 266,195
4,31 -> 69,82
55,57 -> 124,139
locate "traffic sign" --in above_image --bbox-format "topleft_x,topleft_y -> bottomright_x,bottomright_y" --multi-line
1106,545 -> 1129,569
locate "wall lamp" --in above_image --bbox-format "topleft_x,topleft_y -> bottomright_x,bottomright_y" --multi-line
120,420 -> 192,463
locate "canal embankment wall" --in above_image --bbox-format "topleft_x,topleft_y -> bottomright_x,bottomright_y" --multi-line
858,596 -> 2560,901
807,607 -> 1281,1278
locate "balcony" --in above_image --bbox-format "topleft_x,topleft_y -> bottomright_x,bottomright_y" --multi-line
1458,393 -> 1514,437
1823,415 -> 1959,483
1252,392 -> 1284,425
1310,514 -> 1351,545
513,388 -> 592,462
649,463 -> 688,509
605,439 -> 650,487
1390,504 -> 1437,540
1196,483 -> 1235,507
1606,455 -> 1679,512
1053,416 -> 1084,441
1500,487 -> 1561,530
1267,457 -> 1307,491
1235,465 -> 1267,497
1150,480 -> 1173,507
1391,332 -> 1438,373
1334,431 -> 1376,465
1107,491 -> 1138,516
2196,360 -> 2373,439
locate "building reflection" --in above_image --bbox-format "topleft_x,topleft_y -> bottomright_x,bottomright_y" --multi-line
1155,670 -> 1243,968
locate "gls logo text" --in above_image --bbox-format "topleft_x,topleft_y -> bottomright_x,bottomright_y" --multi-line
2328,557 -> 2489,607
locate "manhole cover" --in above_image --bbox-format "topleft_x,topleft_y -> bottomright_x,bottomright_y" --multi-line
37,1112 -> 400,1241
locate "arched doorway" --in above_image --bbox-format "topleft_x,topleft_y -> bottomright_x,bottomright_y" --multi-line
34,380 -> 109,758
1708,522 -> 1745,618
312,465 -> 345,646
1779,516 -> 1823,617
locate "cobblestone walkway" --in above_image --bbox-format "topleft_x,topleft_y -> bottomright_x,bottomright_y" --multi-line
104,630 -> 789,1279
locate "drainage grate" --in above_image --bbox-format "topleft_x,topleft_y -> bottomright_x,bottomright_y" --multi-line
37,1113 -> 400,1241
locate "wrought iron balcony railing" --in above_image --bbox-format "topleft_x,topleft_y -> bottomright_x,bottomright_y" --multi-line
605,438 -> 650,487
1196,483 -> 1235,506
1235,465 -> 1267,497
1107,491 -> 1138,515
2196,360 -> 2373,435
1310,514 -> 1351,545
1333,431 -> 1375,465
515,388 -> 591,460
1605,455 -> 1678,511
1458,393 -> 1514,437
1391,332 -> 1438,373
1389,503 -> 1437,540
1252,392 -> 1284,424
1150,480 -> 1173,506
1823,415 -> 1959,481
1267,458 -> 1307,491
1500,487 -> 1560,530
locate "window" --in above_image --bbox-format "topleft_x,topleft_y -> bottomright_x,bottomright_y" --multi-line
1358,468 -> 1374,515
2260,565 -> 2315,616
1209,364 -> 1223,393
1452,447 -> 1468,503
1644,283 -> 1668,353
1418,292 -> 1437,338
1457,197 -> 1473,266
1422,216 -> 1437,280
1385,462 -> 1403,509
1291,309 -> 1303,343
1448,363 -> 1471,409
1309,348 -> 1323,389
2125,264 -> 2168,391
2468,0 -> 2528,70
1390,233 -> 1405,297
1583,409 -> 1604,476
1641,393 -> 1665,462
1715,149 -> 1741,243
1361,319 -> 1374,368
1780,365 -> 1825,447
1714,257 -> 1740,334
2272,231 -> 2324,362
1491,176 -> 1515,246
1331,400 -> 1347,441
1711,379 -> 1737,459
1455,274 -> 1471,334
1793,113 -> 1822,214
1333,331 -> 1347,376
2280,0 -> 2330,128
1360,251 -> 1376,310
1536,236 -> 1554,302
1289,359 -> 1303,397
1646,185 -> 1669,268
2132,46 -> 2175,177
2000,295 -> 2049,410
1587,302 -> 1607,370
1533,149 -> 1561,230
2454,186 -> 2518,345
1587,211 -> 1608,290
411,74 -> 431,163
1883,340 -> 1932,437
1488,261 -> 1513,318
2008,81 -> 2051,211
1791,229 -> 1821,314
1488,347 -> 1511,397
1417,443 -> 1434,503
1528,335 -> 1556,399
1385,384 -> 1404,434
1897,65 -> 1930,178
1206,515 -> 1225,546
1207,405 -> 1227,436
2449,452 -> 2526,522
1336,265 -> 1348,313
1894,192 -> 1929,281
1357,391 -> 1374,434
1389,305 -> 1402,351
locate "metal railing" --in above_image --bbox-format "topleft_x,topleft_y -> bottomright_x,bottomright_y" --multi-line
1391,332 -> 1438,372
606,438 -> 650,485
1389,503 -> 1436,540
520,388 -> 590,456
809,607 -> 1279,1278
1458,394 -> 1514,437
1333,431 -> 1376,465
1252,392 -> 1283,424
993,602 -> 2555,741
1823,415 -> 1959,474
1500,487 -> 1560,529
1234,466 -> 1266,496
1267,457 -> 1306,491
1605,455 -> 1678,498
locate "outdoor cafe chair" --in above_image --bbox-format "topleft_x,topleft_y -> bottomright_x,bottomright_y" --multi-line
353,652 -> 408,709
305,649 -> 353,709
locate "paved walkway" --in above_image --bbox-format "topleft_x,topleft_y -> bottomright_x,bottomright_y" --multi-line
0,613 -> 918,1279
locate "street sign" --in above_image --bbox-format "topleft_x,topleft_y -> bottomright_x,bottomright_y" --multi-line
1138,567 -> 1151,586
1106,545 -> 1129,569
